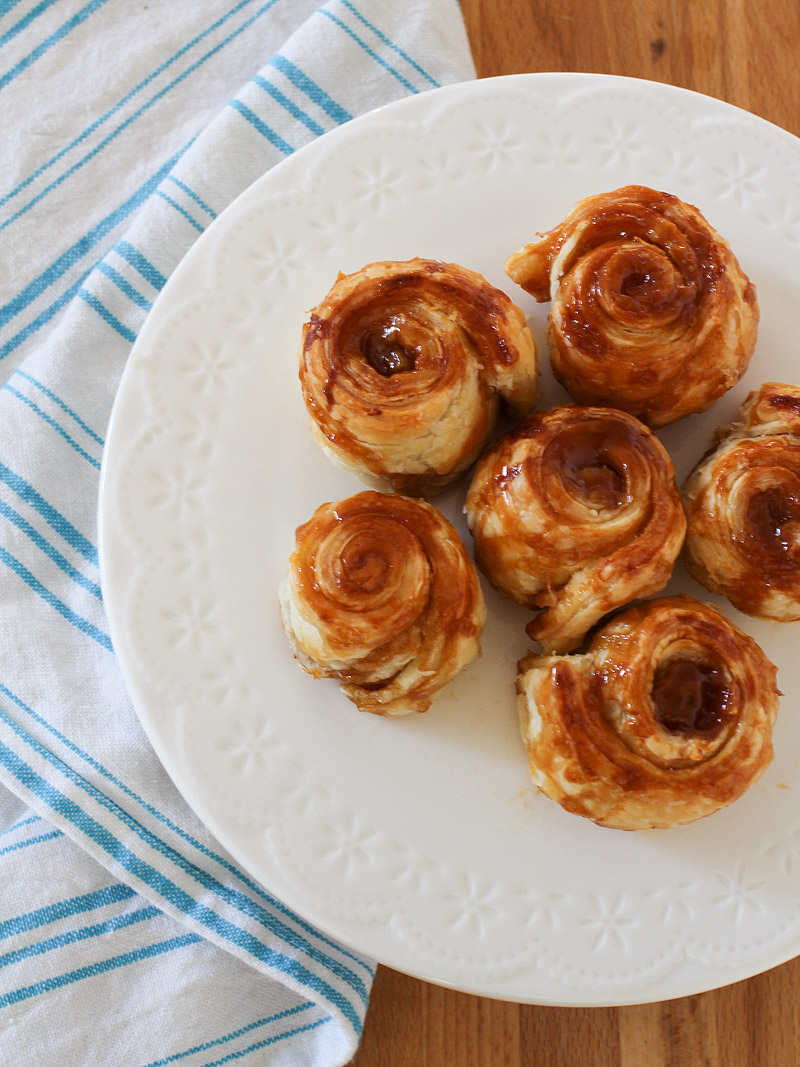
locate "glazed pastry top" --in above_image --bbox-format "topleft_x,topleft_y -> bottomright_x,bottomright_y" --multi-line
300,258 -> 537,494
280,490 -> 486,715
516,596 -> 780,830
505,185 -> 758,427
684,381 -> 800,620
466,404 -> 686,652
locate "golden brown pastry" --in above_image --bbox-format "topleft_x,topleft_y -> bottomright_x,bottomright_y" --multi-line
464,405 -> 686,652
279,490 -> 486,715
505,185 -> 758,427
683,382 -> 800,620
299,258 -> 538,496
517,596 -> 779,830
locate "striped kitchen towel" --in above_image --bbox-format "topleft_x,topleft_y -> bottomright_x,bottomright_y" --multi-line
0,2 -> 475,1064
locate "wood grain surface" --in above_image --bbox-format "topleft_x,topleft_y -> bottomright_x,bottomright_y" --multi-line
350,2 -> 800,1064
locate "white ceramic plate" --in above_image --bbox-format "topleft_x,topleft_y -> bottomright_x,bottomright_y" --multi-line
99,73 -> 800,1005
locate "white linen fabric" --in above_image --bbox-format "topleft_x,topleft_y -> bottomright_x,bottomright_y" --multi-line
0,2 -> 475,1063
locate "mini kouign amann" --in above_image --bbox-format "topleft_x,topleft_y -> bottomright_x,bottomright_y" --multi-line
280,490 -> 486,716
505,185 -> 758,427
683,381 -> 800,620
516,596 -> 779,830
299,258 -> 538,496
465,405 -> 686,652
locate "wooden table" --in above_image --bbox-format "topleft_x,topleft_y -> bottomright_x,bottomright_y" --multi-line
350,2 -> 800,1064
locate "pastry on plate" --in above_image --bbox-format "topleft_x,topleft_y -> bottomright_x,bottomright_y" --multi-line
505,185 -> 758,427
683,381 -> 800,620
299,258 -> 538,496
279,490 -> 486,715
516,596 -> 779,830
464,405 -> 686,652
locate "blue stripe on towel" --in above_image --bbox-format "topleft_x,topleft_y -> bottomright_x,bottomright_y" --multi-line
0,829 -> 62,857
268,54 -> 352,124
0,932 -> 202,1008
252,74 -> 325,136
3,383 -> 103,468
228,99 -> 295,154
78,290 -> 138,343
337,0 -> 439,86
113,241 -> 166,291
0,883 -> 137,940
318,8 -> 419,94
0,813 -> 41,836
0,905 -> 162,970
0,269 -> 91,361
0,462 -> 98,563
0,732 -> 364,1032
165,176 -> 217,218
0,0 -> 61,49
140,1003 -> 316,1066
0,548 -> 111,649
0,684 -> 375,983
0,0 -> 28,22
0,0 -> 256,209
14,370 -> 105,446
202,1017 -> 330,1065
155,190 -> 205,233
95,263 -> 153,311
0,498 -> 103,598
0,0 -> 113,92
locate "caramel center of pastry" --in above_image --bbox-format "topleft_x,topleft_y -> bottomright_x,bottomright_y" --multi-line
595,243 -> 696,329
565,454 -> 626,509
651,658 -> 731,736
360,323 -> 418,377
619,268 -> 659,299
746,486 -> 800,562
311,512 -> 431,626
333,545 -> 390,594
547,424 -> 633,510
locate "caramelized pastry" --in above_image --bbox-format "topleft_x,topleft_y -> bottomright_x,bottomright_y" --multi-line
299,259 -> 537,496
279,490 -> 486,715
683,382 -> 800,620
505,185 -> 758,427
517,596 -> 779,830
464,405 -> 686,652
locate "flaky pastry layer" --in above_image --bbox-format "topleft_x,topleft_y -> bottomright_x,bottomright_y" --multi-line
516,596 -> 779,830
465,405 -> 686,652
280,490 -> 486,715
505,185 -> 758,427
300,258 -> 538,496
683,381 -> 800,620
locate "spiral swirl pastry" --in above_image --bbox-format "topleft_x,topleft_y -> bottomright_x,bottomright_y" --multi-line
516,596 -> 779,830
299,258 -> 538,496
683,382 -> 800,620
279,490 -> 486,715
464,405 -> 686,653
505,185 -> 759,427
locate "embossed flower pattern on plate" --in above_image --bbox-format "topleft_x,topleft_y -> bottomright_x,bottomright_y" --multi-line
580,895 -> 637,952
590,117 -> 651,169
708,153 -> 765,205
712,865 -> 766,923
350,158 -> 406,212
445,875 -> 502,937
759,197 -> 800,245
467,119 -> 525,171
317,815 -> 381,878
245,233 -> 305,289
